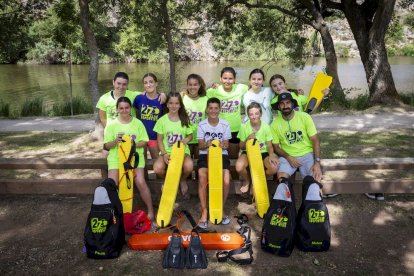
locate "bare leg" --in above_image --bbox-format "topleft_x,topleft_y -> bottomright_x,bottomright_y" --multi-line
235,154 -> 249,193
180,155 -> 194,197
264,156 -> 278,176
134,168 -> 154,220
108,169 -> 119,186
198,168 -> 208,222
223,169 -> 231,217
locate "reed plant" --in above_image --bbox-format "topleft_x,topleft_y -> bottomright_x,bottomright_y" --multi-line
0,100 -> 10,117
52,97 -> 93,116
20,97 -> 43,117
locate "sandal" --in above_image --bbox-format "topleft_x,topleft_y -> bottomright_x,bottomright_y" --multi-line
221,216 -> 230,225
198,220 -> 208,229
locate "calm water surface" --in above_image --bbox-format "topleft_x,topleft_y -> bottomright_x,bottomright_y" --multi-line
0,57 -> 413,107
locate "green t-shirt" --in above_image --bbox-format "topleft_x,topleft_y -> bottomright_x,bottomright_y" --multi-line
104,117 -> 149,169
96,90 -> 140,122
207,83 -> 248,132
183,95 -> 208,144
270,111 -> 317,157
153,114 -> 193,155
271,92 -> 308,112
237,121 -> 273,153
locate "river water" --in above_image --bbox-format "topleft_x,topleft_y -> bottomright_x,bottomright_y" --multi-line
0,57 -> 413,107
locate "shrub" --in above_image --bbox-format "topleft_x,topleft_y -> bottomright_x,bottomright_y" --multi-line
0,101 -> 10,117
349,93 -> 369,110
52,97 -> 93,116
400,45 -> 414,57
20,97 -> 43,117
400,94 -> 414,107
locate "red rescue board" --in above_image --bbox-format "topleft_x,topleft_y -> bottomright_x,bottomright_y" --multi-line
128,232 -> 244,250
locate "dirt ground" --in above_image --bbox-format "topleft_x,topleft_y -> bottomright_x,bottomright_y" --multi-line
0,192 -> 413,275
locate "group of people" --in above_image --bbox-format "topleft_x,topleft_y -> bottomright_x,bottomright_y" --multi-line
97,67 -> 380,229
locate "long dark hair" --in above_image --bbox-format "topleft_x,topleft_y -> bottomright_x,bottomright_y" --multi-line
269,74 -> 286,86
166,92 -> 190,127
187,74 -> 206,97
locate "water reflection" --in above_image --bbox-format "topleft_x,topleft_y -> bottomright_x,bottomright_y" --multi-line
0,57 -> 413,106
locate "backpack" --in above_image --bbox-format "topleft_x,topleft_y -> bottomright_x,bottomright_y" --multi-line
84,178 -> 125,259
261,178 -> 296,257
295,176 -> 331,252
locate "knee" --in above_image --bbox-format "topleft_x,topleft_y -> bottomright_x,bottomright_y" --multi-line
183,160 -> 194,173
235,160 -> 246,172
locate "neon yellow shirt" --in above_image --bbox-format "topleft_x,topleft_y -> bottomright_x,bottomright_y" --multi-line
96,90 -> 140,122
207,83 -> 248,132
237,121 -> 273,153
183,95 -> 208,144
153,114 -> 192,155
104,117 -> 148,170
270,111 -> 317,156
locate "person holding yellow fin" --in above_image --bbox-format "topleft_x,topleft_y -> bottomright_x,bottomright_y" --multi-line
103,96 -> 155,220
197,97 -> 232,229
236,102 -> 279,195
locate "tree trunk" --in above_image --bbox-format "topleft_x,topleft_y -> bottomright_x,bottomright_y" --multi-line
341,0 -> 399,106
78,0 -> 100,109
161,0 -> 176,93
319,24 -> 346,104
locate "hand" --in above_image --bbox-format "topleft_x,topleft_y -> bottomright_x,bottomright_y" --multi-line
269,154 -> 279,168
158,93 -> 167,104
162,153 -> 170,165
312,162 -> 322,182
286,156 -> 301,168
297,88 -> 305,95
322,88 -> 330,95
210,82 -> 219,89
247,133 -> 256,140
114,136 -> 123,144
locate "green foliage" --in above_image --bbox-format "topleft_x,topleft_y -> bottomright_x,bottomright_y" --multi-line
404,13 -> 414,29
51,97 -> 93,116
349,94 -> 370,110
0,100 -> 10,117
20,97 -> 44,117
400,45 -> 414,56
400,93 -> 414,107
386,16 -> 404,43
335,43 -> 350,58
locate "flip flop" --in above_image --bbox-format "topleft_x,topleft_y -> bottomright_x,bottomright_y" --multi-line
221,216 -> 230,225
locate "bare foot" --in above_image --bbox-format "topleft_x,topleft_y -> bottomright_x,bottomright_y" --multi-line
180,180 -> 189,197
200,208 -> 208,222
240,180 -> 249,194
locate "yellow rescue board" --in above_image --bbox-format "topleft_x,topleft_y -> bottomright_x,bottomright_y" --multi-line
246,139 -> 270,218
208,140 -> 223,224
305,72 -> 333,113
156,141 -> 185,228
119,134 -> 134,213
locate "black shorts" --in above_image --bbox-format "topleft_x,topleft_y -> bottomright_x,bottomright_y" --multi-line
229,132 -> 240,144
197,154 -> 230,170
241,151 -> 269,160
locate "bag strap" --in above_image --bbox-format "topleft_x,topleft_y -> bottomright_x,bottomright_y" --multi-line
179,210 -> 216,233
216,224 -> 253,265
123,139 -> 139,170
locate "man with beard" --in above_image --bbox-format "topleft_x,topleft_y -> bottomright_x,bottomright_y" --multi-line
270,93 -> 322,183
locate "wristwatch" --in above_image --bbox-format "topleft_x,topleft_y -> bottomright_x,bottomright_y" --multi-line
315,157 -> 321,163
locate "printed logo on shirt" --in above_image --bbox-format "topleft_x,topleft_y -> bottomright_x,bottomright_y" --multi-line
109,107 -> 118,120
187,110 -> 203,124
220,100 -> 239,113
204,132 -> 224,141
140,104 -> 161,121
285,130 -> 304,144
166,132 -> 183,147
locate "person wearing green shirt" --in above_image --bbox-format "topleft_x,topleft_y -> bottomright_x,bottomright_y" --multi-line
153,93 -> 193,199
181,74 -> 208,159
270,92 -> 322,185
236,102 -> 279,195
103,96 -> 154,221
207,67 -> 248,159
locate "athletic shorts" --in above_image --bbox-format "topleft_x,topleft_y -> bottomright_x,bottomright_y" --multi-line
241,151 -> 269,160
278,152 -> 314,178
147,140 -> 158,148
197,154 -> 230,170
229,132 -> 240,144
108,152 -> 145,170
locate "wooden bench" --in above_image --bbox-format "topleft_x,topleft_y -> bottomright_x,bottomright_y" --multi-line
0,157 -> 413,195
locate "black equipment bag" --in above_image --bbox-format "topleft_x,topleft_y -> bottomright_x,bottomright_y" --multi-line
84,178 -> 125,259
261,178 -> 296,257
295,176 -> 331,252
